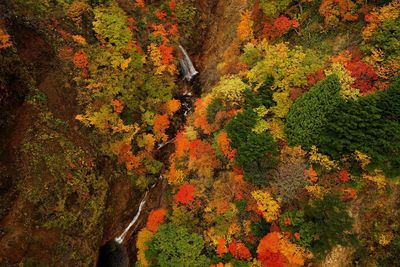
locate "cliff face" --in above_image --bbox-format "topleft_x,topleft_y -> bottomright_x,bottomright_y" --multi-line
195,0 -> 249,91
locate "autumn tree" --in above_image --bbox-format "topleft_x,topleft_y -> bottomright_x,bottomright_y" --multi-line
153,114 -> 170,142
146,208 -> 167,233
237,11 -> 253,41
188,139 -> 220,179
175,183 -> 195,206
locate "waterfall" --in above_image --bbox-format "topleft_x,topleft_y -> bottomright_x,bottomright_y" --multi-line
157,138 -> 175,150
114,192 -> 148,244
179,45 -> 198,81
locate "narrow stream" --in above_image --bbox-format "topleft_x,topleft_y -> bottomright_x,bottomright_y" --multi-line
97,45 -> 199,266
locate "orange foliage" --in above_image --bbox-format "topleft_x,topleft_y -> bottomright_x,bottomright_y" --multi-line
111,99 -> 124,113
125,154 -> 141,171
165,99 -> 181,115
217,131 -> 237,160
188,139 -> 220,178
73,49 -> 88,69
155,10 -> 167,20
305,166 -> 318,183
237,11 -> 253,41
319,0 -> 359,26
169,0 -> 176,11
228,240 -> 252,260
146,208 -> 166,233
175,183 -> 195,206
263,16 -> 298,39
153,114 -> 170,141
216,239 -> 228,257
193,97 -> 213,134
166,157 -> 186,184
257,232 -> 309,267
135,0 -> 145,8
0,25 -> 12,49
174,132 -> 190,158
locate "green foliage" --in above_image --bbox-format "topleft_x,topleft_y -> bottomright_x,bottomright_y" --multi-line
368,18 -> 400,60
259,0 -> 292,17
239,43 -> 261,68
304,194 -> 355,258
93,3 -> 131,50
244,76 -> 275,110
285,75 -> 341,149
279,210 -> 314,248
207,98 -> 224,124
250,218 -> 271,238
146,224 -> 210,267
312,77 -> 400,176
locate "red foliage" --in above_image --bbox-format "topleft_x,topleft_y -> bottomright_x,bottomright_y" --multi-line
307,69 -> 326,86
73,49 -> 88,69
339,169 -> 349,183
175,183 -> 195,206
146,208 -> 166,233
257,232 -> 286,267
263,16 -> 298,39
228,240 -> 251,260
169,0 -> 176,11
345,59 -> 378,93
159,43 -> 174,66
216,239 -> 228,256
294,232 -> 301,239
155,10 -> 167,20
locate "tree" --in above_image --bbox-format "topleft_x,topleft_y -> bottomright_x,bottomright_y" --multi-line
175,183 -> 195,206
228,240 -> 252,260
73,50 -> 89,69
136,228 -> 154,267
304,194 -> 354,258
153,114 -> 170,142
93,3 -> 131,50
146,224 -> 210,267
285,75 -> 342,149
216,131 -> 236,160
237,11 -> 253,41
146,208 -> 167,233
252,190 -> 280,223
211,76 -> 249,107
188,139 -> 220,179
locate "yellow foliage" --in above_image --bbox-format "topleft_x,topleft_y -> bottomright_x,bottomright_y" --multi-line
362,0 -> 400,40
72,35 -> 87,45
363,170 -> 386,190
305,185 -> 326,199
279,237 -> 312,266
148,43 -> 176,75
271,91 -> 293,118
325,63 -> 359,100
378,231 -> 394,246
251,190 -> 280,222
136,228 -> 154,267
354,150 -> 371,169
309,145 -> 338,170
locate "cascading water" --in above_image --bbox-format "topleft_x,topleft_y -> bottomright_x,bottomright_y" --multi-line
114,191 -> 148,244
179,45 -> 198,81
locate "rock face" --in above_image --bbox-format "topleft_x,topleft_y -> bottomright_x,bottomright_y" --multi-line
195,0 -> 249,91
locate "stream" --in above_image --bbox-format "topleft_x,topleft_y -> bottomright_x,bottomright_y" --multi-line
97,45 -> 199,267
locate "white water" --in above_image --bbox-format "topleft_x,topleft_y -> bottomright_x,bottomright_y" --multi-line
157,138 -> 175,150
179,45 -> 198,81
114,191 -> 148,244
